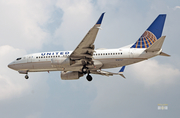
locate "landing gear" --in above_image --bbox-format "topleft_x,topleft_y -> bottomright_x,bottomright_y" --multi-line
82,66 -> 88,74
86,74 -> 92,81
25,75 -> 29,79
82,65 -> 93,81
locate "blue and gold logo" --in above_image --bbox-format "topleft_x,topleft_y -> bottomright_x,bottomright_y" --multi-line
131,30 -> 157,48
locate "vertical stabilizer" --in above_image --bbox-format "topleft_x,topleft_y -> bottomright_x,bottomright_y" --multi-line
131,14 -> 166,48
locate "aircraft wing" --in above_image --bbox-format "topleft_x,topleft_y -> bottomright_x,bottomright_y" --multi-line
90,66 -> 126,79
69,13 -> 105,65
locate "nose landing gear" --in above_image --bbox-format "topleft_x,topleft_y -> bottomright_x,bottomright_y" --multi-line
25,75 -> 29,79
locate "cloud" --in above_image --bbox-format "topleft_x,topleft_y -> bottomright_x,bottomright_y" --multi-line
55,0 -> 95,50
0,45 -> 29,100
0,0 -> 53,51
129,59 -> 180,86
0,45 -> 49,118
89,59 -> 180,118
174,6 -> 180,10
0,45 -> 48,101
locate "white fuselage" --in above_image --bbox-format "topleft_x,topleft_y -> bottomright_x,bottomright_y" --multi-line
8,47 -> 161,73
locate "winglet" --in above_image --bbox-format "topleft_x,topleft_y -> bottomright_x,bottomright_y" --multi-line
119,66 -> 126,79
119,66 -> 125,72
96,12 -> 105,24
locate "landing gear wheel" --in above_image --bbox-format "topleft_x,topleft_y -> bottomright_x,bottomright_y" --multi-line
86,74 -> 92,81
25,75 -> 29,79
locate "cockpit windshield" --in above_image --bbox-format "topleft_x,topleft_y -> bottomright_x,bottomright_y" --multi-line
16,57 -> 22,60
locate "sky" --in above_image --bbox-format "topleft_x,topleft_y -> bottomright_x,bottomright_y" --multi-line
0,0 -> 180,118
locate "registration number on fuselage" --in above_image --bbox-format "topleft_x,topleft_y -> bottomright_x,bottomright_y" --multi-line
116,59 -> 123,61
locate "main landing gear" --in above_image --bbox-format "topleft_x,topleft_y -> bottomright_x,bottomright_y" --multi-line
82,65 -> 88,74
25,74 -> 29,79
82,66 -> 93,81
86,74 -> 92,81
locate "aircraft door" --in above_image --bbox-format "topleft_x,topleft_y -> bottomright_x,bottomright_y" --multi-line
129,49 -> 134,58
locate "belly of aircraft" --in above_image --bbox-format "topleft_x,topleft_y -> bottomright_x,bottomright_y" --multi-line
16,57 -> 146,72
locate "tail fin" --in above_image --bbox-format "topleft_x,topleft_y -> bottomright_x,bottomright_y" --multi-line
131,14 -> 166,48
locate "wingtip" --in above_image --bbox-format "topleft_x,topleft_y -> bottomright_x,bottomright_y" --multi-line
119,66 -> 126,79
96,12 -> 105,24
119,66 -> 125,72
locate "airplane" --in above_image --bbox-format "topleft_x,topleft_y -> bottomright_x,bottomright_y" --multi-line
8,13 -> 170,81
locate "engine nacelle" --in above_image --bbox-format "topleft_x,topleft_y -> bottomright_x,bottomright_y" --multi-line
61,71 -> 83,80
51,57 -> 70,67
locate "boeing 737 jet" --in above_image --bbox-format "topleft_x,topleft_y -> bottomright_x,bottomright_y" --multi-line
8,13 -> 170,81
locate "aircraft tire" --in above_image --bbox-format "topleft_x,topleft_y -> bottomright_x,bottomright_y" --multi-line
25,75 -> 29,79
86,74 -> 92,81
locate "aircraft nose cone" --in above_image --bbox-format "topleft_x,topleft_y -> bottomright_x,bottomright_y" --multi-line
8,63 -> 14,69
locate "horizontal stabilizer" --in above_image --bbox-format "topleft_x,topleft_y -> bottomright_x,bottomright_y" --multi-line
145,36 -> 166,52
159,52 -> 170,57
90,66 -> 126,78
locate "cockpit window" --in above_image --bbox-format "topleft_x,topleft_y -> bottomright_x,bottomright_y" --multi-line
16,57 -> 22,60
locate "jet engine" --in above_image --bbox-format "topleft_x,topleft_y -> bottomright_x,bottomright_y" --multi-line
61,71 -> 83,80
